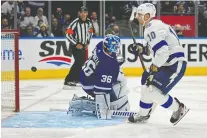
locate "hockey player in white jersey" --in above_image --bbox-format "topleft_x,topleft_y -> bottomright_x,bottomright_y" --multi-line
128,3 -> 189,125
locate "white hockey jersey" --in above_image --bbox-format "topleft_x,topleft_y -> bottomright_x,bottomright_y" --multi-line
144,19 -> 186,67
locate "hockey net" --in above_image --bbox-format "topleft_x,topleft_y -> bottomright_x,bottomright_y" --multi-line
1,30 -> 20,113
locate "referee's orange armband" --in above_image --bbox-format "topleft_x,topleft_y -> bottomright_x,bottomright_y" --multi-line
88,28 -> 93,34
66,28 -> 74,35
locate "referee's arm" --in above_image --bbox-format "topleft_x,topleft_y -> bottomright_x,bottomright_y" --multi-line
65,18 -> 78,45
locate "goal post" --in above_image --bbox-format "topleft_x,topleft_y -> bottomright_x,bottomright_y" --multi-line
1,30 -> 20,112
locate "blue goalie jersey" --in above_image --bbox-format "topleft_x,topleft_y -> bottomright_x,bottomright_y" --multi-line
80,41 -> 120,95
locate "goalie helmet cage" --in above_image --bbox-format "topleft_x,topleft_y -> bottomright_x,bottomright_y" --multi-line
1,30 -> 20,112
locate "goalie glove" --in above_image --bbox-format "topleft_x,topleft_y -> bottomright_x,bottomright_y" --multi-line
117,56 -> 125,66
116,48 -> 125,66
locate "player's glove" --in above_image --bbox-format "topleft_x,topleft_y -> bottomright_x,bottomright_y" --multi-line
141,70 -> 150,85
129,43 -> 150,56
129,43 -> 143,55
146,64 -> 159,86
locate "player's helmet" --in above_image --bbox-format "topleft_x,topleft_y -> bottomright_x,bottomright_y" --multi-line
103,34 -> 121,53
137,3 -> 156,19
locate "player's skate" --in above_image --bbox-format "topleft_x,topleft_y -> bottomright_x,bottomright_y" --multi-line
63,82 -> 77,90
74,81 -> 82,87
128,113 -> 150,123
170,98 -> 190,126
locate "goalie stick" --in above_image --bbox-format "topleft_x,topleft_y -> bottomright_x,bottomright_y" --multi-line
50,108 -> 137,117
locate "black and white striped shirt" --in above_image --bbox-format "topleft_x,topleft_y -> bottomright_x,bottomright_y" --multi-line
66,18 -> 93,45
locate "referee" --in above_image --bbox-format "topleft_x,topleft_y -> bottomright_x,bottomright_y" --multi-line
64,6 -> 93,88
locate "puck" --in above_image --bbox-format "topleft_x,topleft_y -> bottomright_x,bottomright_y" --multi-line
31,66 -> 37,72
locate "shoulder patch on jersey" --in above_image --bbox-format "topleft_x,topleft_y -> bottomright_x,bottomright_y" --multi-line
145,23 -> 152,28
145,19 -> 166,33
149,19 -> 163,27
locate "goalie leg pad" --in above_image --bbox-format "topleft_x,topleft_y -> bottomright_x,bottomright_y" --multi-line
95,93 -> 111,120
69,94 -> 96,116
112,77 -> 130,99
110,95 -> 130,111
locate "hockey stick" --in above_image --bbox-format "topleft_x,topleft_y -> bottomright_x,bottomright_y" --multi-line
129,6 -> 146,71
128,20 -> 146,71
50,108 -> 137,117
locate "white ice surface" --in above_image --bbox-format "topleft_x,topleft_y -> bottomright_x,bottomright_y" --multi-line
1,77 -> 207,138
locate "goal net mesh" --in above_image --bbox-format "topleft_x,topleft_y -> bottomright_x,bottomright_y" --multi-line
1,31 -> 19,112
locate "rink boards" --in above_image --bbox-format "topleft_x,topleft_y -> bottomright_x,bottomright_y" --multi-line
1,38 -> 207,80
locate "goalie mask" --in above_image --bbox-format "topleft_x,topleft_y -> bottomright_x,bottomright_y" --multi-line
103,34 -> 121,53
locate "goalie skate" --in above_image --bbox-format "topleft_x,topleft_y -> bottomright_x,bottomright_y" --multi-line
170,98 -> 190,126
